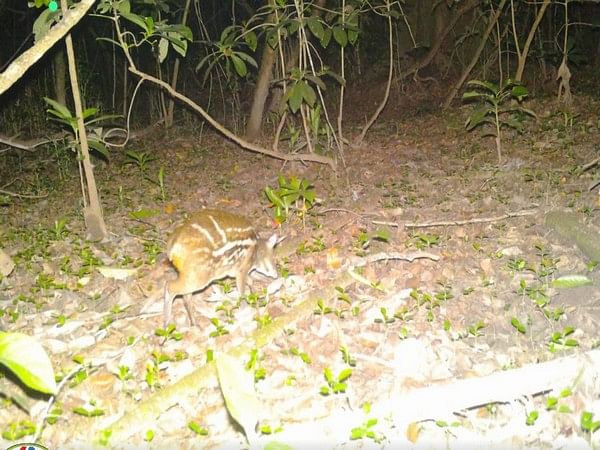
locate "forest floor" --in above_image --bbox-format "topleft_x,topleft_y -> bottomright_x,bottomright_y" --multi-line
0,93 -> 599,450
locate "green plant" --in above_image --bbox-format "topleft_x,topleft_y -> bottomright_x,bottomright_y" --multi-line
350,403 -> 383,443
340,346 -> 356,367
44,97 -> 119,159
196,24 -> 257,82
525,410 -> 539,426
548,327 -> 578,353
320,367 -> 352,395
409,232 -> 441,249
265,176 -> 316,225
546,388 -> 572,413
188,421 -> 209,436
466,320 -> 486,337
511,317 -> 527,334
354,228 -> 391,255
581,411 -> 600,434
2,420 -> 36,441
288,347 -> 312,365
51,217 -> 70,239
73,399 -> 105,417
124,150 -> 155,176
313,299 -> 333,316
462,79 -> 536,163
245,348 -> 266,383
296,236 -> 326,254
209,318 -> 230,337
155,323 -> 183,342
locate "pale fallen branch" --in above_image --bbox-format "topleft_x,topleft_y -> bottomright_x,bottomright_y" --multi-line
0,188 -> 48,199
271,349 -> 600,445
372,208 -> 538,229
380,348 -> 600,431
0,133 -> 65,152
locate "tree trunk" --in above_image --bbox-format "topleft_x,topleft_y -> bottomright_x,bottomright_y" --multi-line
245,36 -> 276,140
53,48 -> 67,106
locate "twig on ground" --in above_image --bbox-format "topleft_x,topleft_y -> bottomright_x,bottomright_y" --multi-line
0,188 -> 48,199
372,208 -> 538,229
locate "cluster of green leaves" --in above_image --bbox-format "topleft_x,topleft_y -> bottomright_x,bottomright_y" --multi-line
463,79 -> 536,162
265,175 -> 316,224
320,366 -> 352,395
97,0 -> 193,63
44,97 -> 120,160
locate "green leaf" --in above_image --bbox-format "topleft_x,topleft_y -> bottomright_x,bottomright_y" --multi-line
466,79 -> 498,93
158,37 -> 169,63
129,209 -> 160,220
511,84 -> 529,99
551,275 -> 593,289
216,354 -> 260,442
332,25 -> 348,47
306,17 -> 325,40
0,332 -> 56,394
244,31 -> 258,52
87,140 -> 110,159
235,51 -> 258,69
300,81 -> 316,107
319,28 -> 332,48
230,54 -> 247,77
286,83 -> 303,113
264,441 -> 295,450
121,12 -> 149,32
305,74 -> 326,90
44,97 -> 72,120
465,107 -> 493,130
266,30 -> 279,49
337,368 -> 352,383
510,317 -> 526,334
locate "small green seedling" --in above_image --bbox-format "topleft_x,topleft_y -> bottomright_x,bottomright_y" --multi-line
581,411 -> 600,434
46,405 -> 63,425
155,323 -> 183,342
289,347 -> 312,365
546,388 -> 572,413
511,317 -> 527,334
350,403 -> 383,443
340,346 -> 356,367
314,299 -> 333,316
144,429 -> 155,442
467,320 -> 486,337
320,367 -> 352,395
188,421 -> 209,436
1,420 -> 36,441
124,150 -> 155,176
265,175 -> 316,225
409,232 -> 441,249
525,410 -> 539,426
51,218 -> 69,240
506,257 -> 527,272
374,307 -> 395,325
548,327 -> 578,353
117,365 -> 132,382
246,348 -> 266,382
73,399 -> 105,417
209,318 -> 230,337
